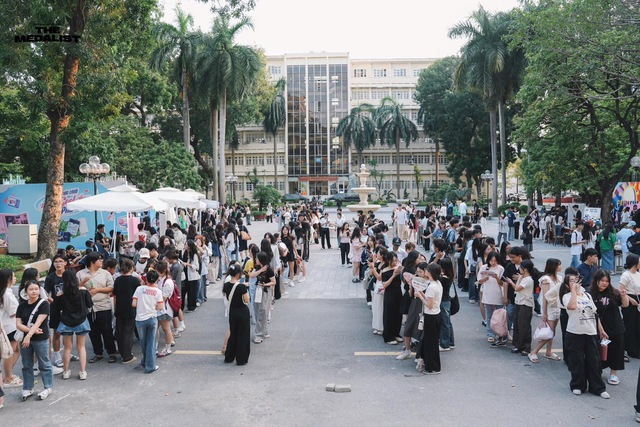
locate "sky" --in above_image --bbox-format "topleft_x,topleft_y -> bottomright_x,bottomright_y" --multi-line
161,0 -> 522,58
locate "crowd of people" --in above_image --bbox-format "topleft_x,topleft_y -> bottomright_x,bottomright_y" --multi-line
3,199 -> 640,419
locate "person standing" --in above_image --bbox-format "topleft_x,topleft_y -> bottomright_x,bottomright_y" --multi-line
381,253 -> 403,345
16,281 -> 53,400
620,254 -> 640,359
77,252 -> 117,364
597,223 -> 617,274
415,262 -> 443,374
319,212 -> 332,250
132,270 -> 163,374
250,252 -> 276,344
112,259 -> 139,365
577,248 -> 599,292
56,270 -> 92,380
0,269 -> 21,388
560,273 -> 609,399
223,264 -> 251,365
505,260 -> 536,355
395,205 -> 407,241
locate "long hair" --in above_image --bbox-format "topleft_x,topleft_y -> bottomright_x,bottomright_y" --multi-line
0,268 -> 12,308
62,269 -> 81,312
439,257 -> 455,281
543,258 -> 562,278
589,269 -> 619,302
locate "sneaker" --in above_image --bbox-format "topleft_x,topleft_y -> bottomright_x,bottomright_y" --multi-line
172,330 -> 181,338
62,370 -> 71,380
439,346 -> 451,352
415,359 -> 424,372
423,370 -> 441,375
635,412 -> 640,423
396,350 -> 412,360
385,340 -> 398,345
572,389 -> 582,395
33,368 -> 40,377
157,349 -> 172,358
510,348 -> 520,354
469,299 -> 476,304
289,281 -> 296,287
122,356 -> 138,365
372,329 -> 379,335
487,337 -> 495,343
177,326 -> 185,332
78,371 -> 87,380
600,391 -> 610,399
70,354 -> 80,362
54,359 -> 64,368
144,366 -> 159,374
490,341 -> 505,348
38,388 -> 52,400
196,302 -> 201,307
298,277 -> 306,283
395,336 -> 404,343
21,389 -> 34,401
171,341 -> 176,347
53,366 -> 64,375
367,302 -> 372,307
449,345 -> 456,349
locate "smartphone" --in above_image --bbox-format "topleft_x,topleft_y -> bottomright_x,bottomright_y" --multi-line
501,276 -> 507,282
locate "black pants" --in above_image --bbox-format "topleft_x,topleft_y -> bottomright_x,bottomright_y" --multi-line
623,305 -> 640,358
560,309 -> 568,362
565,332 -> 606,394
513,304 -> 532,352
420,314 -> 442,373
340,242 -> 350,265
115,317 -> 135,361
182,280 -> 199,311
320,227 -> 331,249
89,310 -> 117,356
225,305 -> 251,365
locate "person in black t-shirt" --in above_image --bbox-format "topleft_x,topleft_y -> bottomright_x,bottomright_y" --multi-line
250,252 -> 276,344
112,259 -> 140,364
590,270 -> 629,385
16,281 -> 53,400
223,264 -> 250,365
45,254 -> 66,368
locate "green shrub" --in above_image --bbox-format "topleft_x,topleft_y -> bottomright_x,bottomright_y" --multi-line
323,200 -> 336,207
0,254 -> 23,271
497,202 -> 529,216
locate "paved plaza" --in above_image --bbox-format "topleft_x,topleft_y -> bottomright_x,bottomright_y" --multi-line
1,206 -> 638,425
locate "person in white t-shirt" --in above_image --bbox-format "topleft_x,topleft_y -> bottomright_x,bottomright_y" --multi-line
132,270 -> 164,374
394,206 -> 407,241
504,259 -> 535,355
529,258 -> 563,363
570,221 -> 586,268
415,262 -> 443,375
477,252 -> 505,343
561,273 -> 609,399
459,201 -> 467,218
155,261 -> 174,358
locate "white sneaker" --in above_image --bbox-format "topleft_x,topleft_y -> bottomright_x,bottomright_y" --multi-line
367,302 -> 372,307
600,391 -> 610,399
79,371 -> 87,380
62,370 -> 71,380
572,389 -> 582,395
298,277 -> 306,283
288,281 -> 296,287
33,368 -> 40,377
38,388 -> 52,400
396,349 -> 412,360
21,389 -> 34,401
52,366 -> 64,375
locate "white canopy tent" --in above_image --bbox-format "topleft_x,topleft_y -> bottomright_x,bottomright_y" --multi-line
147,187 -> 206,209
67,184 -> 169,255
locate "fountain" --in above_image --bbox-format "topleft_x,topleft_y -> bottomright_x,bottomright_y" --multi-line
347,164 -> 381,212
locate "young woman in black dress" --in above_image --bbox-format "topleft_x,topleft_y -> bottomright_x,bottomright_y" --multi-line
223,264 -> 250,365
381,252 -> 403,345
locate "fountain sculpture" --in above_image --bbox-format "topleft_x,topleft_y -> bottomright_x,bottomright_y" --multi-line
347,164 -> 381,212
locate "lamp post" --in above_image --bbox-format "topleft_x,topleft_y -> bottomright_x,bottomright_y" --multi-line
79,156 -> 111,235
631,156 -> 640,181
481,170 -> 493,203
225,174 -> 238,203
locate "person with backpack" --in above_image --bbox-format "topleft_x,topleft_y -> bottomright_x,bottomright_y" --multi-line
155,261 -> 175,358
112,259 -> 140,365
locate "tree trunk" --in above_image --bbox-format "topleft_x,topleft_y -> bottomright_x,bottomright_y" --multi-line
219,90 -> 227,203
210,101 -> 219,201
489,111 -> 498,215
435,139 -> 440,189
231,146 -> 236,202
498,101 -> 507,207
357,151 -> 364,167
536,189 -> 543,205
181,69 -> 190,151
37,0 -> 88,261
395,133 -> 401,199
555,190 -> 562,207
272,131 -> 278,192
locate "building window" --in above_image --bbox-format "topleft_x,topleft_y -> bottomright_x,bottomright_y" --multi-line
266,156 -> 273,165
269,65 -> 282,75
373,68 -> 387,78
413,68 -> 425,77
246,182 -> 254,192
393,68 -> 407,77
410,111 -> 418,122
353,68 -> 367,77
394,90 -> 410,100
235,157 -> 243,166
439,154 -> 446,164
371,90 -> 387,100
352,90 -> 368,100
226,158 -> 231,166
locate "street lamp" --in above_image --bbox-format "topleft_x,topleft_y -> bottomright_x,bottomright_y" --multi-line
631,156 -> 640,181
481,170 -> 493,202
79,156 -> 110,235
225,174 -> 238,203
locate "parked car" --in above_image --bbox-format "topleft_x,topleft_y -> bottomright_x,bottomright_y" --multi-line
327,193 -> 361,203
282,193 -> 309,203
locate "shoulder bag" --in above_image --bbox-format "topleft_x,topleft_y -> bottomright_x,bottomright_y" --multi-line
0,322 -> 13,359
224,281 -> 241,318
449,282 -> 460,316
13,298 -> 46,342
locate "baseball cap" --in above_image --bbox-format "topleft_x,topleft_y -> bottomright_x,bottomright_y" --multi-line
138,248 -> 150,258
392,237 -> 402,246
629,221 -> 637,228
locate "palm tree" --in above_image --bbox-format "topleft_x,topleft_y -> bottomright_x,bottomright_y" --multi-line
263,77 -> 286,192
197,16 -> 261,202
374,97 -> 419,199
417,105 -> 440,191
150,6 -> 200,150
449,6 -> 522,212
336,103 -> 377,166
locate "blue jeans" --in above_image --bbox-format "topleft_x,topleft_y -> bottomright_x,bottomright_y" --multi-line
468,272 -> 478,302
217,255 -> 223,279
248,278 -> 257,324
136,317 -> 158,373
506,302 -> 515,332
508,227 -> 514,241
571,255 -> 580,268
21,339 -> 53,391
484,304 -> 500,338
497,232 -> 507,247
197,276 -> 205,303
439,300 -> 455,348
